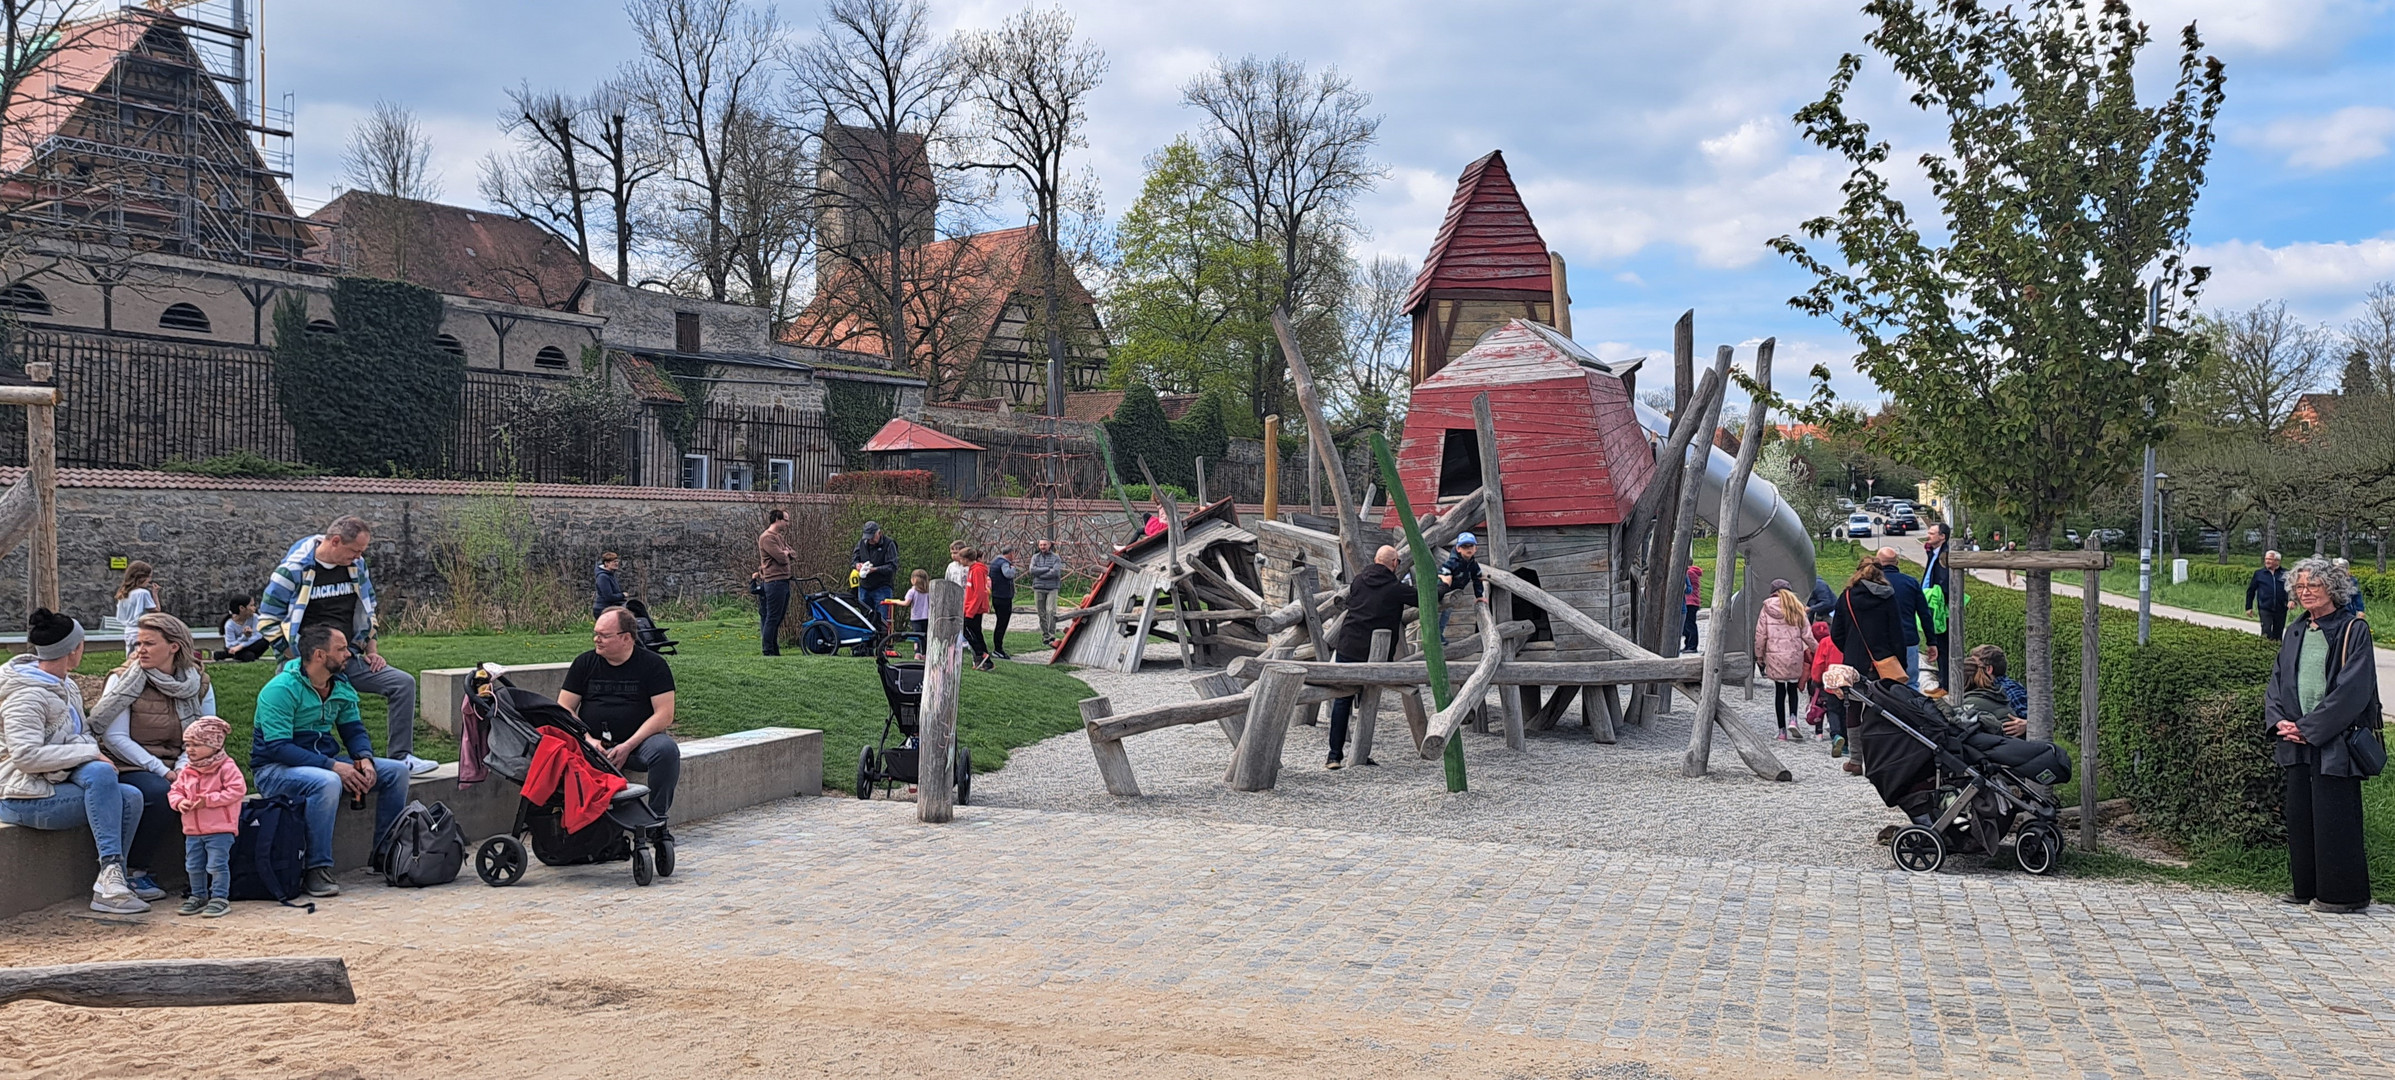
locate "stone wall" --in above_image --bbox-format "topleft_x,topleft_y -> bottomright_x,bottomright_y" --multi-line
0,470 -> 1181,632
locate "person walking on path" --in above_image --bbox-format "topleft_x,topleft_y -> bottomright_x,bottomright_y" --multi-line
167,715 -> 243,918
1327,546 -> 1410,770
852,522 -> 900,628
1919,523 -> 1953,683
114,561 -> 159,649
257,515 -> 432,775
2247,551 -> 2291,641
756,510 -> 794,655
988,545 -> 1020,659
1029,539 -> 1066,647
94,612 -> 216,903
957,547 -> 996,671
1753,579 -> 1814,741
1875,547 -> 1929,685
594,552 -> 627,619
1681,563 -> 1703,652
2265,557 -> 2381,914
0,610 -> 151,913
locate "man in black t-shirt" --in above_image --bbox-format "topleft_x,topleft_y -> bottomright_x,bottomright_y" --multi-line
557,607 -> 680,830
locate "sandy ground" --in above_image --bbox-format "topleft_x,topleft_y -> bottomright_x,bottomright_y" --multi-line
0,911 -> 1839,1080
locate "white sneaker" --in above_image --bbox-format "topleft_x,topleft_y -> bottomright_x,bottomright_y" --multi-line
402,754 -> 439,776
91,863 -> 150,914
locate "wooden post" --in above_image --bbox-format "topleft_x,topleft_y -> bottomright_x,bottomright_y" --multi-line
1262,415 -> 1281,520
1090,426 -> 1145,532
2080,534 -> 2102,851
25,365 -> 57,614
1374,431 -> 1463,791
1080,697 -> 1139,797
1151,478 -> 1198,672
1275,308 -> 1367,574
1549,252 -> 1572,337
1686,341 -> 1771,777
1348,627 -> 1393,766
1196,457 -> 1209,507
1471,393 -> 1526,751
1592,684 -> 1620,744
1230,662 -> 1306,791
917,580 -> 963,822
1948,507 -> 1968,695
0,957 -> 356,1008
1672,310 -> 1694,415
1399,683 -> 1430,752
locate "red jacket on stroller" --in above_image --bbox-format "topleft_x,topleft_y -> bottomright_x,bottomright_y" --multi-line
523,726 -> 625,832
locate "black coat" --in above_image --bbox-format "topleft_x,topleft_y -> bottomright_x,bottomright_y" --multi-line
1337,563 -> 1412,660
2247,567 -> 2288,611
851,534 -> 900,590
2264,607 -> 2381,777
1884,565 -> 1929,647
1829,579 -> 1906,678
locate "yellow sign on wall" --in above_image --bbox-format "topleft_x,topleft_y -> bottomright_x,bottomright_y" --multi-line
109,556 -> 127,570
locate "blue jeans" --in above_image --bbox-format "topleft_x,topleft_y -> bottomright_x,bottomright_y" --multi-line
622,734 -> 680,819
759,579 -> 791,655
860,583 -> 894,627
0,760 -> 142,861
1903,646 -> 1920,684
184,833 -> 235,899
256,757 -> 410,870
1682,604 -> 1701,651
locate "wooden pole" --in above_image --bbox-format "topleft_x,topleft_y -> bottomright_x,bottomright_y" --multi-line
917,580 -> 963,822
0,957 -> 356,1009
1080,697 -> 1139,797
2080,533 -> 2102,851
1195,457 -> 1209,507
1348,627 -> 1393,766
1374,431 -> 1463,791
1549,252 -> 1572,337
1685,340 -> 1771,777
1229,662 -> 1306,791
1423,602 -> 1507,758
1275,308 -> 1367,575
1672,310 -> 1694,415
1471,392 -> 1525,750
26,371 -> 57,615
1261,415 -> 1281,520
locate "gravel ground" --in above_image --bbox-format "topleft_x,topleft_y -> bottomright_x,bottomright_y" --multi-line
993,641 -> 1916,871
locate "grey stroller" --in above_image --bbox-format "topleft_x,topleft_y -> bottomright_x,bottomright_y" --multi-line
466,669 -> 673,887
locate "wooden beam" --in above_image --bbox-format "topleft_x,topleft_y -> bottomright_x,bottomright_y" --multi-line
1473,392 -> 1525,751
1262,415 -> 1280,520
1346,628 -> 1394,766
1420,603 -> 1507,759
917,580 -> 963,822
1947,549 -> 2114,571
2080,535 -> 2102,851
1230,652 -> 1719,688
1081,697 -> 1140,797
1275,308 -> 1367,574
1230,662 -> 1308,791
1091,682 -> 1342,742
27,401 -> 56,613
1528,685 -> 1579,731
0,956 -> 356,1008
1687,339 -> 1773,778
1481,566 -> 1655,661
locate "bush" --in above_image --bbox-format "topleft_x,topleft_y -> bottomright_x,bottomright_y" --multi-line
270,278 -> 463,475
1117,482 -> 1192,504
826,469 -> 939,499
160,450 -> 319,478
783,494 -> 966,595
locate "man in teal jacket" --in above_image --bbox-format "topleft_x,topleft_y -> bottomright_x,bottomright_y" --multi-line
250,623 -> 410,898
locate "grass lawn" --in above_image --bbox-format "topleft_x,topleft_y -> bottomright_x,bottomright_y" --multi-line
80,618 -> 1096,791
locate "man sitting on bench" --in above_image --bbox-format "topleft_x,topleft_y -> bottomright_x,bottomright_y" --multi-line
557,607 -> 678,844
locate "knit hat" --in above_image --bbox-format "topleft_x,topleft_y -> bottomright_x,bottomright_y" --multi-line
1822,664 -> 1861,689
183,716 -> 231,755
27,608 -> 82,661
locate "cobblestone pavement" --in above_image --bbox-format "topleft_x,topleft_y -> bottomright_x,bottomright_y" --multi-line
29,794 -> 2385,1079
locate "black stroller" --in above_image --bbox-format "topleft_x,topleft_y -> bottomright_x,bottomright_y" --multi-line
1849,679 -> 2072,875
625,598 -> 678,655
467,670 -> 674,887
854,642 -> 972,802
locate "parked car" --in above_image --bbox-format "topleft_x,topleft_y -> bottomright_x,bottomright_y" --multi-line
1836,497 -> 1856,511
2064,529 -> 2082,545
2198,529 -> 2224,549
1846,513 -> 1876,539
2095,528 -> 2127,546
1866,496 -> 1891,511
1891,501 -> 1916,517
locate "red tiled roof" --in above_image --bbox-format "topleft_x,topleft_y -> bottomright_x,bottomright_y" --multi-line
1404,151 -> 1554,314
860,417 -> 984,452
307,192 -> 608,310
1060,390 -> 1199,423
781,226 -> 1098,391
615,354 -> 686,404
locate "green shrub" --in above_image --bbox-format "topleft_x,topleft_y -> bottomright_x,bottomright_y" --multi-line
825,469 -> 939,499
270,278 -> 463,475
1117,482 -> 1192,504
160,450 -> 319,478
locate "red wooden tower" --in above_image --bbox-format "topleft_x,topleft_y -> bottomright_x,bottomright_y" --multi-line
1404,150 -> 1569,386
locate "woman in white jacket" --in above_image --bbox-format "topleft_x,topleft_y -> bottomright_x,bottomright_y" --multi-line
0,609 -> 150,914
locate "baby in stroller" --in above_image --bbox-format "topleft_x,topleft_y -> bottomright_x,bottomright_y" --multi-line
1833,661 -> 2072,876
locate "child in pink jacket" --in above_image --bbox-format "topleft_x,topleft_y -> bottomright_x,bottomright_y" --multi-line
167,716 -> 245,917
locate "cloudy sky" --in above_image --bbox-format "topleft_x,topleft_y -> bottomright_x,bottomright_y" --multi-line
264,0 -> 2395,404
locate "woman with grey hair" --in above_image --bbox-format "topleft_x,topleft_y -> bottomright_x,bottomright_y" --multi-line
2263,556 -> 2382,914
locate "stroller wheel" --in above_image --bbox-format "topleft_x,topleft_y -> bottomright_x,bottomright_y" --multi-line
476,835 -> 528,887
656,836 -> 676,878
2015,822 -> 2063,876
1891,825 -> 1946,874
632,845 -> 655,886
802,624 -> 838,655
855,746 -> 878,800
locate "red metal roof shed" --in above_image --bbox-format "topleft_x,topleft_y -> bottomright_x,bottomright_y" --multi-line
1387,320 -> 1656,528
860,418 -> 985,453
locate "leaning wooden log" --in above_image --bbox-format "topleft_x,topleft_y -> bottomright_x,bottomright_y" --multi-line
1276,308 -> 1369,575
918,579 -> 964,822
1091,682 -> 1343,743
1420,605 -> 1510,760
1227,622 -> 1533,682
1473,392 -> 1527,751
1480,566 -> 1654,661
1191,672 -> 1247,742
1590,684 -> 1621,744
1687,339 -> 1773,779
0,957 -> 356,1008
1229,652 -> 1730,688
1081,697 -> 1140,797
1529,686 -> 1579,732
1230,662 -> 1309,791
1347,628 -> 1394,766
1673,682 -> 1791,782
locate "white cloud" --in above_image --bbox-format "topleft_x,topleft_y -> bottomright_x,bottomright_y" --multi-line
2188,236 -> 2395,319
1522,119 -> 1844,270
2251,106 -> 2395,171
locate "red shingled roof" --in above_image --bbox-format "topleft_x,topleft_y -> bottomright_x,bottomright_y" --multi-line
1060,390 -> 1199,423
781,226 -> 1096,390
860,417 -> 984,452
1403,151 -> 1554,314
308,192 -> 608,310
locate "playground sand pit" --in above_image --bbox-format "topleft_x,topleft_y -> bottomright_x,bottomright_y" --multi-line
0,909 -> 1832,1080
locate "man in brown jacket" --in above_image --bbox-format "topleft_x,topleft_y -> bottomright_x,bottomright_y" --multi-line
756,510 -> 794,655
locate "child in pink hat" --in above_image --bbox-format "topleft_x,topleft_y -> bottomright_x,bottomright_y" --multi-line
167,716 -> 245,917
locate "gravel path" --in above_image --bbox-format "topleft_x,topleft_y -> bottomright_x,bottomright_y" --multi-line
994,641 -> 1911,871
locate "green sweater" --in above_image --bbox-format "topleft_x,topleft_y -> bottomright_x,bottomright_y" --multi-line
249,659 -> 372,770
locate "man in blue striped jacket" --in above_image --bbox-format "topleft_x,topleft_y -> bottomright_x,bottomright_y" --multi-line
257,515 -> 434,775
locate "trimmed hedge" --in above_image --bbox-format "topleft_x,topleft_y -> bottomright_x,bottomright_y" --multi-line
826,469 -> 939,499
2177,557 -> 2395,609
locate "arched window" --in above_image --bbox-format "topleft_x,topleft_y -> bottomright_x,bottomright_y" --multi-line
533,345 -> 570,370
305,318 -> 338,335
433,334 -> 466,361
0,282 -> 52,316
158,302 -> 211,333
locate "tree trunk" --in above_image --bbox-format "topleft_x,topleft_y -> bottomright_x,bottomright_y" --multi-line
2023,528 -> 2055,742
2264,512 -> 2278,556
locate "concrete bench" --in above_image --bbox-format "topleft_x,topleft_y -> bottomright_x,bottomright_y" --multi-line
0,726 -> 821,920
418,662 -> 573,734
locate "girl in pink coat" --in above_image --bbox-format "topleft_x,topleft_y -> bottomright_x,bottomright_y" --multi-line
167,716 -> 244,917
1752,581 -> 1816,741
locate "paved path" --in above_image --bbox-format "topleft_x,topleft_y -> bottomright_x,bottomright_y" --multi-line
21,795 -> 2389,1079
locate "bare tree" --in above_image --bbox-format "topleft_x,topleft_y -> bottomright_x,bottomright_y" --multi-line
480,84 -> 599,265
1330,253 -> 1412,436
2347,281 -> 2395,396
0,1 -> 153,287
2188,301 -> 2327,442
627,0 -> 782,302
960,5 -> 1106,415
1182,54 -> 1384,422
712,101 -> 812,323
343,99 -> 440,199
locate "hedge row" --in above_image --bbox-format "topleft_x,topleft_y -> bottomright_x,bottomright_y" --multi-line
2177,558 -> 2395,609
1951,577 -> 2286,848
826,469 -> 940,499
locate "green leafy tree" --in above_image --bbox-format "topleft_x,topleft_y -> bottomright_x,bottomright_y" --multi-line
1169,389 -> 1231,476
1771,0 -> 2225,737
1103,383 -> 1190,490
271,278 -> 465,475
825,379 -> 899,467
1107,138 -> 1276,406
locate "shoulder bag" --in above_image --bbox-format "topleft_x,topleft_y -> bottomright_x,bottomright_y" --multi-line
1845,593 -> 1907,683
2342,618 -> 2386,778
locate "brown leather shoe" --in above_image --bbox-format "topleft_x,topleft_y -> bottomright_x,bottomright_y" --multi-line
1843,760 -> 1863,775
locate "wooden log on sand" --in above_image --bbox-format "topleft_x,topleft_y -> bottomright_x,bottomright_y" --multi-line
1081,697 -> 1139,797
1420,604 -> 1509,760
1675,682 -> 1791,783
0,957 -> 355,1008
1230,663 -> 1308,791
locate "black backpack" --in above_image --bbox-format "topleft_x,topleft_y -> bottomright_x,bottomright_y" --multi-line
372,800 -> 466,887
229,794 -> 314,911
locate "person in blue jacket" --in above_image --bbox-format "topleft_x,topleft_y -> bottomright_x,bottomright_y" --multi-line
1875,547 -> 1929,684
594,552 -> 627,618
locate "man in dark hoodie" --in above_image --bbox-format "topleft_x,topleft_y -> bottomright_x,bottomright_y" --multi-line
1875,547 -> 1929,685
593,552 -> 626,618
1327,545 -> 1410,770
